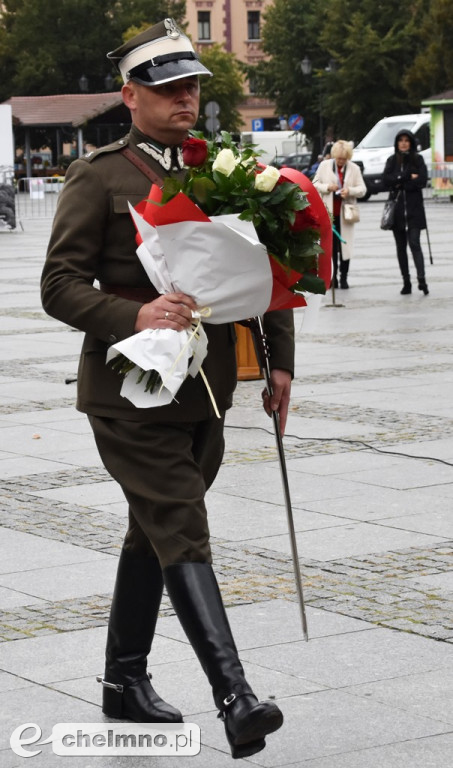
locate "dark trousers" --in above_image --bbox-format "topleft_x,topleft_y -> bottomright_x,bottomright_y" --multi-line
332,213 -> 349,280
88,414 -> 225,568
393,227 -> 425,281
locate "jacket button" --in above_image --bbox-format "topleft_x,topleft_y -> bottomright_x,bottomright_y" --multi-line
108,334 -> 118,344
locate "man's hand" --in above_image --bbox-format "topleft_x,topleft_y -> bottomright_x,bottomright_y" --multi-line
135,292 -> 198,332
261,369 -> 292,436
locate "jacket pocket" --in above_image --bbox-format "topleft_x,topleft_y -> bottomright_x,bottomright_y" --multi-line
112,194 -> 144,214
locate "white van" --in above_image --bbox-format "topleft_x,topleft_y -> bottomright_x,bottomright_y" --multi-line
241,131 -> 305,165
352,113 -> 431,196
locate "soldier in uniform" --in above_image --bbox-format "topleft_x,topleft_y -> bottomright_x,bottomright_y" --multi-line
41,18 -> 294,760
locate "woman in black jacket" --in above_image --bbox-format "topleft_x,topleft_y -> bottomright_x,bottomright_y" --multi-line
383,130 -> 429,295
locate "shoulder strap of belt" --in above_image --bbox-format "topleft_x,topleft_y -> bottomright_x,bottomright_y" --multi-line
120,146 -> 164,187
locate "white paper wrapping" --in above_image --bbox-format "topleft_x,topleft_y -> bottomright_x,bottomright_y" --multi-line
108,206 -> 273,409
129,206 -> 273,323
107,324 -> 208,408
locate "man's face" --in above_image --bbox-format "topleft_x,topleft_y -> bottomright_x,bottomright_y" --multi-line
122,76 -> 200,145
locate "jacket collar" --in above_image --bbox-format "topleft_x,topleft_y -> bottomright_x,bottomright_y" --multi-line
129,125 -> 184,171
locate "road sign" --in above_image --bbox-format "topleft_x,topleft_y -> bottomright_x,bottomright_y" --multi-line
205,116 -> 220,134
288,114 -> 304,130
252,118 -> 264,131
205,101 -> 220,118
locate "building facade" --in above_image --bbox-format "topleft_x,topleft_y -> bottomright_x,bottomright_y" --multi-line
184,0 -> 278,131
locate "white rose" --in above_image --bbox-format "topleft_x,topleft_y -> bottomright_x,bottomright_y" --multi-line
254,165 -> 280,192
212,148 -> 236,177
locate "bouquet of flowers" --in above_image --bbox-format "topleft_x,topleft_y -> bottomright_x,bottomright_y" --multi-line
107,132 -> 332,409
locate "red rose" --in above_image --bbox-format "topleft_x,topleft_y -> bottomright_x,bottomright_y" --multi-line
290,207 -> 319,232
182,137 -> 208,167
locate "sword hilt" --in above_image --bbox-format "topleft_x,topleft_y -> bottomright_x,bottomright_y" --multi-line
247,316 -> 272,391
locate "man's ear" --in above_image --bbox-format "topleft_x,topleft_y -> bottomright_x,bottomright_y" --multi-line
121,83 -> 137,111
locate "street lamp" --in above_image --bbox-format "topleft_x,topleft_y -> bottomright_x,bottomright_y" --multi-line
300,56 -> 312,77
78,74 -> 89,93
104,73 -> 114,91
300,56 -> 336,154
79,74 -> 115,93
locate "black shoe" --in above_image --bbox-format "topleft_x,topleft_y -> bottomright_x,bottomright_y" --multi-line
418,279 -> 429,295
333,276 -> 339,288
164,562 -> 284,758
340,277 -> 349,289
101,548 -> 182,723
219,693 -> 283,759
400,281 -> 412,295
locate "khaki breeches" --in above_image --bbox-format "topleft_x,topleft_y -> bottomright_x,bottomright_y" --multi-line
88,415 -> 225,568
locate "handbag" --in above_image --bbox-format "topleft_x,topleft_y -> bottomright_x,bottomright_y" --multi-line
380,192 -> 400,230
343,203 -> 360,223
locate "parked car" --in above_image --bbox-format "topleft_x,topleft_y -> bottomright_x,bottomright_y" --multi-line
271,152 -> 312,172
352,113 -> 431,199
270,154 -> 289,168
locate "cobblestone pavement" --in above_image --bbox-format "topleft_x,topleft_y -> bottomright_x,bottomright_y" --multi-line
1,398 -> 452,643
1,198 -> 453,649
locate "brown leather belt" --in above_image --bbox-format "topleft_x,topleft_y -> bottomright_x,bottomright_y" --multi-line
99,283 -> 159,303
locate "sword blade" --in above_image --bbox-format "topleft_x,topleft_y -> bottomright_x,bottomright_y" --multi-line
250,316 -> 309,641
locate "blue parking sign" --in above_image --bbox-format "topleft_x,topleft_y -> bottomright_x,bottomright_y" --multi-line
252,118 -> 264,131
288,114 -> 304,130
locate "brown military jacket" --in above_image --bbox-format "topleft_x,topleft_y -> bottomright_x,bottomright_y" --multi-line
41,125 -> 295,422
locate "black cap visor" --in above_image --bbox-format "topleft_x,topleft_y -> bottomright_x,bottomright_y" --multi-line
128,51 -> 212,86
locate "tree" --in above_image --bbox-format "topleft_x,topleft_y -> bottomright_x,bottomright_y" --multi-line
196,44 -> 245,133
248,0 -> 439,148
248,0 -> 325,149
403,0 -> 453,101
0,0 -> 186,100
0,0 -> 116,98
319,0 -> 425,141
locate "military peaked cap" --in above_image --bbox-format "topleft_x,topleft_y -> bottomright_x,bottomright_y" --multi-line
107,18 -> 212,86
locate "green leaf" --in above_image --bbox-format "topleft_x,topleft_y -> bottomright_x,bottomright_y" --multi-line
191,176 -> 217,205
293,274 -> 327,295
161,177 -> 182,204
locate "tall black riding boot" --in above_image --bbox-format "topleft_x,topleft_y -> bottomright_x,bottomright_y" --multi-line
97,547 -> 182,723
164,562 -> 283,759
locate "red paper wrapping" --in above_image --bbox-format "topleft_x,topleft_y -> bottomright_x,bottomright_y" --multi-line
279,167 -> 332,290
132,168 -> 331,314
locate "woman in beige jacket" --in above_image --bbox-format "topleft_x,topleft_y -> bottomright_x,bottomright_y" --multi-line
313,140 -> 366,288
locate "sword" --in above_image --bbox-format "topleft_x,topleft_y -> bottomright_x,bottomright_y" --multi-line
249,316 -> 309,641
425,220 -> 433,264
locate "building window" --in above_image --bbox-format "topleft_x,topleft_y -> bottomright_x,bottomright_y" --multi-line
248,75 -> 257,94
198,11 -> 211,41
248,11 -> 260,40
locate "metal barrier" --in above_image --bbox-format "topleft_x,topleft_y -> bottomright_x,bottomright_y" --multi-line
15,176 -> 65,223
0,166 -> 15,230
